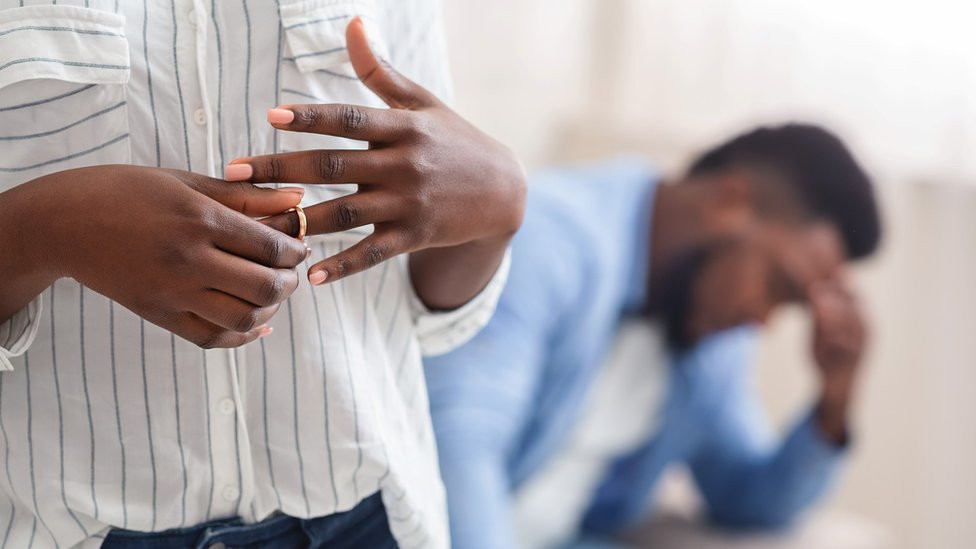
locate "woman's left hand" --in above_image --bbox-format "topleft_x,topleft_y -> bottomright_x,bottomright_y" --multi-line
225,17 -> 525,288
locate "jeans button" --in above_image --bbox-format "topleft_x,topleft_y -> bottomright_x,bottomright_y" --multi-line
208,543 -> 225,549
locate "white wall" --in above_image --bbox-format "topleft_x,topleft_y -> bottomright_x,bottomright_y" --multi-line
444,1 -> 976,547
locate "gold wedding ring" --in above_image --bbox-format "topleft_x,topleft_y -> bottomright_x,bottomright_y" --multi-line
289,205 -> 307,241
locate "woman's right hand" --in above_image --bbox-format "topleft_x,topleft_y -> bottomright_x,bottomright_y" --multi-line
0,164 -> 309,348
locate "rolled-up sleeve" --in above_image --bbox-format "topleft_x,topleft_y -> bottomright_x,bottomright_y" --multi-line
407,249 -> 511,357
0,295 -> 42,371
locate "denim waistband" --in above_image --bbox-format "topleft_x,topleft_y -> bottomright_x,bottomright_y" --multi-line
101,492 -> 388,549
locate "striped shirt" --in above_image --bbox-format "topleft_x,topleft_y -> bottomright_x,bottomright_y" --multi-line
0,1 -> 507,548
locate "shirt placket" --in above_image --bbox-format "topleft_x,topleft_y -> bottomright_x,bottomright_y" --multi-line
179,0 -> 255,521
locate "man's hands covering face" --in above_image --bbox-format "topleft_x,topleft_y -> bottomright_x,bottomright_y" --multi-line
809,278 -> 868,443
225,17 -> 525,287
29,165 -> 308,348
811,280 -> 866,376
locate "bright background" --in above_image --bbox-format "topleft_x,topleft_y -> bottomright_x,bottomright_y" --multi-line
441,1 -> 976,547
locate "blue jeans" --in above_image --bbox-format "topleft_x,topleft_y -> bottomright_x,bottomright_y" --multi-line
101,492 -> 396,549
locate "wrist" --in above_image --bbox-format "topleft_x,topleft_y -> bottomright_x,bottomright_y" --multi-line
0,177 -> 67,322
815,381 -> 855,445
0,178 -> 64,283
488,149 -> 527,241
408,234 -> 510,312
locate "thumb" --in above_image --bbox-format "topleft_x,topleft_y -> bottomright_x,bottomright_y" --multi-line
346,16 -> 436,109
190,176 -> 305,217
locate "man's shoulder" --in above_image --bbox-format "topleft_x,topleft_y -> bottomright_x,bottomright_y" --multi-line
502,157 -> 657,317
527,157 -> 656,210
517,157 -> 657,257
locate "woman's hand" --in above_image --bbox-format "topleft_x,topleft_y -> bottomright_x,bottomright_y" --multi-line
0,165 -> 308,347
225,17 -> 525,307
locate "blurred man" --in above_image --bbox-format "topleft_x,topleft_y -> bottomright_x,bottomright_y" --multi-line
425,124 -> 882,548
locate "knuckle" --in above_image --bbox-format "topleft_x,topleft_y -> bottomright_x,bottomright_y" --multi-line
261,237 -> 285,266
173,197 -> 206,221
257,274 -> 287,305
405,112 -> 431,139
334,257 -> 352,279
405,152 -> 433,179
316,151 -> 346,181
229,180 -> 251,197
161,241 -> 195,267
338,104 -> 368,134
233,308 -> 261,333
182,201 -> 213,231
283,271 -> 300,295
197,331 -> 224,349
295,106 -> 321,129
405,189 -> 429,212
266,156 -> 286,181
363,242 -> 387,267
403,223 -> 431,248
332,201 -> 359,230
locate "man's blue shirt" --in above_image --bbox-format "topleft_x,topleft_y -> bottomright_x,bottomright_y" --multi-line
424,159 -> 845,549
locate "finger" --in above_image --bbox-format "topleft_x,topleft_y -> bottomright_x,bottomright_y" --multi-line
226,148 -> 393,184
213,210 -> 309,268
261,192 -> 398,237
346,16 -> 438,110
307,231 -> 405,285
206,250 -> 301,307
173,312 -> 273,349
192,289 -> 281,334
183,173 -> 305,217
263,103 -> 412,142
809,282 -> 848,322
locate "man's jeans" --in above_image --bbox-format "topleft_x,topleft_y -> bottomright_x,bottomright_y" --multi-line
101,492 -> 396,549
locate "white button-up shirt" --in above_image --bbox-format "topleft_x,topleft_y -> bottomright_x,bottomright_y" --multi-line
0,1 -> 507,548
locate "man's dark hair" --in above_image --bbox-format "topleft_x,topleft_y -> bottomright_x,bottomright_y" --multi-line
688,123 -> 882,260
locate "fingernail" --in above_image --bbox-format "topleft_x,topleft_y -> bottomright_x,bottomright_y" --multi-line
305,247 -> 312,260
353,16 -> 370,42
257,325 -> 274,337
309,270 -> 328,285
225,164 -> 253,181
278,186 -> 305,196
268,108 -> 295,125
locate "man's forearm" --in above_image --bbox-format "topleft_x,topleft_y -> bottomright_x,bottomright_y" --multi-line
408,233 -> 511,311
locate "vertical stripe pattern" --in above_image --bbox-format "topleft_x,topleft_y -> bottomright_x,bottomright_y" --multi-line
0,1 -> 504,548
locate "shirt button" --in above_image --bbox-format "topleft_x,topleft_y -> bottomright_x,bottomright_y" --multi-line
218,398 -> 235,415
193,108 -> 207,126
222,485 -> 240,502
188,9 -> 198,29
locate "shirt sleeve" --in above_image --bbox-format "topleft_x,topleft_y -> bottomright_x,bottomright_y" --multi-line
582,329 -> 846,534
407,248 -> 510,357
686,337 -> 847,529
424,291 -> 549,549
690,407 -> 846,529
0,294 -> 43,371
424,205 -> 587,548
381,0 -> 501,356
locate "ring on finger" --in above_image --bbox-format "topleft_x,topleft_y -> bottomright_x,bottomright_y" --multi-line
288,205 -> 307,241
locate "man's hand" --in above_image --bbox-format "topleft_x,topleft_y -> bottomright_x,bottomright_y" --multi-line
1,165 -> 308,348
809,278 -> 868,444
225,17 -> 526,308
